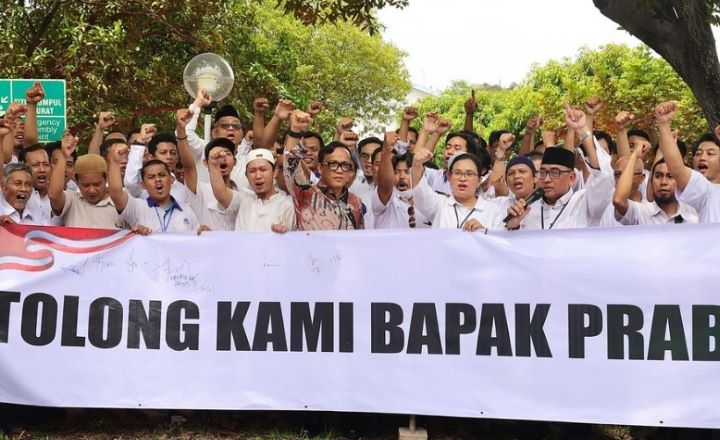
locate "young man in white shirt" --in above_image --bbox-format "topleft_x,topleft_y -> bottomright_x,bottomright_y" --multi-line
373,132 -> 431,229
20,144 -> 53,225
613,147 -> 698,225
209,147 -> 295,232
108,131 -> 206,234
654,101 -> 720,223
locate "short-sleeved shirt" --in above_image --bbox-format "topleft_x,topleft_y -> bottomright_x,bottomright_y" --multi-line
372,189 -> 431,229
0,196 -> 40,225
226,188 -> 296,232
120,196 -> 199,232
188,181 -> 238,232
57,191 -> 125,229
411,174 -> 503,230
676,169 -> 720,223
619,200 -> 699,225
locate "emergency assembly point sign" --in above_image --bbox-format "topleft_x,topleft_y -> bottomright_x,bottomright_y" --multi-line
0,79 -> 67,142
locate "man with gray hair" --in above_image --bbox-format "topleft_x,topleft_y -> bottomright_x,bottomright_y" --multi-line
0,163 -> 39,225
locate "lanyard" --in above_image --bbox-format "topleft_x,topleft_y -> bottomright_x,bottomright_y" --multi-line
154,205 -> 175,232
540,196 -> 572,230
454,205 -> 476,229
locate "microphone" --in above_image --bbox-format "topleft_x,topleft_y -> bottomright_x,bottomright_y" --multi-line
503,187 -> 545,223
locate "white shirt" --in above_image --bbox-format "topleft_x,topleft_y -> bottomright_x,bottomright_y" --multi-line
226,188 -> 295,232
0,196 -> 40,224
26,190 -> 54,225
188,181 -> 238,231
518,143 -> 613,230
597,203 -> 622,228
120,196 -> 199,232
676,169 -> 720,223
124,144 -> 192,205
56,191 -> 125,229
350,175 -> 375,230
372,189 -> 431,229
410,174 -> 503,230
618,200 -> 699,225
424,167 -> 452,194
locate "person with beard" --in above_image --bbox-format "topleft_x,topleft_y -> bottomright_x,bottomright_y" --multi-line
654,101 -> 720,223
372,132 -> 431,229
408,149 -> 502,231
613,146 -> 698,225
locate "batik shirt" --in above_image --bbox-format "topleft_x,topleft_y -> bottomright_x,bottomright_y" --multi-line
284,140 -> 364,231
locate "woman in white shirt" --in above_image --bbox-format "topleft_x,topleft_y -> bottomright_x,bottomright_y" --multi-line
409,150 -> 502,231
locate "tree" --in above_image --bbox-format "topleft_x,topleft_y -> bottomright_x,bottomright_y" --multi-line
276,0 -> 409,34
593,0 -> 720,130
413,44 -> 705,165
0,0 -> 409,143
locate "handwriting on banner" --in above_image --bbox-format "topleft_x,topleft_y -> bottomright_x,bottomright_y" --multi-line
0,294 -> 718,361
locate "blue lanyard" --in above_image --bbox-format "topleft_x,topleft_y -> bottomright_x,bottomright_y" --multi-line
154,205 -> 175,232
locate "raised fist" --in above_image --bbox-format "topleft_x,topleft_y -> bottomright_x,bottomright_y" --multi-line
402,106 -> 418,121
97,111 -> 115,129
614,111 -> 635,131
584,96 -> 603,116
274,99 -> 296,120
654,101 -> 678,125
25,82 -> 45,105
253,98 -> 270,113
307,100 -> 325,117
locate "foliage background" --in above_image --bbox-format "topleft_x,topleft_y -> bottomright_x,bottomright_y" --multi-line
0,0 -> 411,142
413,44 -> 706,149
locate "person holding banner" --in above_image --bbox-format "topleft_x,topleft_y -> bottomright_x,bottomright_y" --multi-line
48,132 -> 126,229
505,105 -> 614,230
107,131 -> 207,234
407,148 -> 503,231
283,110 -> 364,231
655,101 -> 720,223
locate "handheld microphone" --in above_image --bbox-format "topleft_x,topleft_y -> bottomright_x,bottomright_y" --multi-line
503,187 -> 545,223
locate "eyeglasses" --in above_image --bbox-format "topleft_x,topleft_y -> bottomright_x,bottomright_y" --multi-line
537,168 -> 572,179
450,170 -> 479,179
216,122 -> 242,130
407,205 -> 416,228
322,161 -> 354,172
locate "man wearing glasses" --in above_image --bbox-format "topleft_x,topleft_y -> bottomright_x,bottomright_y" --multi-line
506,106 -> 614,230
283,110 -> 364,230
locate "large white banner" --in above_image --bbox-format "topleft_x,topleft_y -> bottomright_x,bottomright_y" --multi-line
1,223 -> 719,428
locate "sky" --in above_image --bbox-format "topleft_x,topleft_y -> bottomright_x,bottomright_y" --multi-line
377,0 -> 714,91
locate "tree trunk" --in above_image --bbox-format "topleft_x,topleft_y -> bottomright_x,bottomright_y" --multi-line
594,0 -> 720,131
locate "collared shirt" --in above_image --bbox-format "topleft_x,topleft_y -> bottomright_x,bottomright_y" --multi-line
518,144 -> 614,230
284,140 -> 364,231
425,167 -> 452,195
618,200 -> 699,225
225,188 -> 296,232
350,174 -> 375,229
410,174 -> 502,230
676,169 -> 720,223
0,196 -> 39,225
120,196 -> 199,232
26,190 -> 54,225
124,144 -> 192,205
188,180 -> 239,231
372,188 -> 431,230
57,191 -> 125,229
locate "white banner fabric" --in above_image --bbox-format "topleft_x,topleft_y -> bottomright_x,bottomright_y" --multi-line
0,223 -> 719,429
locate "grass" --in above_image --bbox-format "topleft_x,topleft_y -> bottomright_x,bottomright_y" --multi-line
0,408 -> 715,440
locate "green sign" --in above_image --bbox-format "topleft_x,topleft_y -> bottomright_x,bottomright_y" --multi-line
0,79 -> 66,142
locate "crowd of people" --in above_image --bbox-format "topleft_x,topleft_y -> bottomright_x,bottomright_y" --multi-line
1,82 -> 718,234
